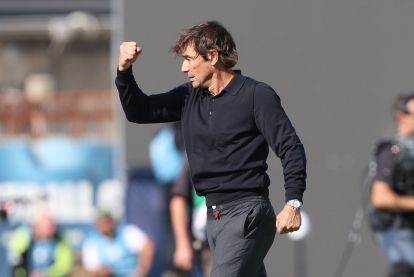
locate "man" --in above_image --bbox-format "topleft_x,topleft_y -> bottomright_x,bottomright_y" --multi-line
170,158 -> 212,277
369,93 -> 414,277
116,21 -> 307,277
9,210 -> 74,277
150,122 -> 211,277
81,212 -> 155,277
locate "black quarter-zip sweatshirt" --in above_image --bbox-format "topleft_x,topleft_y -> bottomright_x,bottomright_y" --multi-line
116,67 -> 307,206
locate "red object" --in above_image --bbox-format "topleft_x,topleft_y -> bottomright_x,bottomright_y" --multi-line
213,210 -> 220,220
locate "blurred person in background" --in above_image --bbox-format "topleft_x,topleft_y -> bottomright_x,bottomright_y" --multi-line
147,122 -> 185,276
9,210 -> 74,277
149,122 -> 210,277
369,93 -> 414,277
170,159 -> 212,277
0,201 -> 12,277
116,21 -> 307,277
152,122 -> 211,276
81,212 -> 154,277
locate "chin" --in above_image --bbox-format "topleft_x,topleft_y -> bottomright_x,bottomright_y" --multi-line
191,81 -> 200,88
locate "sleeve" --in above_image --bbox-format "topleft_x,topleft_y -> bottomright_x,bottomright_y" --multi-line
115,67 -> 190,123
170,158 -> 192,201
253,83 -> 307,202
123,225 -> 149,253
9,226 -> 31,255
373,147 -> 395,186
47,239 -> 74,277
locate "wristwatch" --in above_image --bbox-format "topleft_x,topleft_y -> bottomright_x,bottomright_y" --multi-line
287,199 -> 303,209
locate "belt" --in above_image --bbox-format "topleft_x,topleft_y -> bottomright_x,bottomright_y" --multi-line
207,195 -> 268,220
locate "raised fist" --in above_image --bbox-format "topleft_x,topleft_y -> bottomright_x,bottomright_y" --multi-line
118,41 -> 142,71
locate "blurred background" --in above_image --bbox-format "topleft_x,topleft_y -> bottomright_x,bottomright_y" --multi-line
1,0 -> 414,276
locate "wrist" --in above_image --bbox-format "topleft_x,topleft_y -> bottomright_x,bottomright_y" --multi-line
176,237 -> 192,247
286,199 -> 303,209
118,63 -> 131,72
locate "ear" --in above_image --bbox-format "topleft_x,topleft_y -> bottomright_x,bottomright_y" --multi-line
208,50 -> 219,66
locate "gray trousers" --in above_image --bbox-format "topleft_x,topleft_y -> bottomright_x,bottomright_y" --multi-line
206,196 -> 276,277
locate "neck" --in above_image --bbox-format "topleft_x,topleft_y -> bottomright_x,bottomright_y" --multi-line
398,124 -> 414,137
208,69 -> 235,96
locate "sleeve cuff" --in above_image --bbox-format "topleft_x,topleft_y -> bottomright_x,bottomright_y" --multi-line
285,188 -> 304,203
116,65 -> 133,80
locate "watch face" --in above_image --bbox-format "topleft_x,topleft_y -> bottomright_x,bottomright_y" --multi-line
289,200 -> 302,208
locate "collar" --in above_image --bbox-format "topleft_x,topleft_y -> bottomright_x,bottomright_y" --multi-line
201,70 -> 246,96
398,132 -> 414,140
225,70 -> 246,96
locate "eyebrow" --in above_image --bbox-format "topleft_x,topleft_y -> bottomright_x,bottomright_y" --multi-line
182,54 -> 199,60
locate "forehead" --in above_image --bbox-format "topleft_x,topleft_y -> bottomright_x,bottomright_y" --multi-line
407,99 -> 414,113
97,216 -> 113,224
182,43 -> 197,56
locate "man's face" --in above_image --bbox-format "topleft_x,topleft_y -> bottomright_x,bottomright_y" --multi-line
33,213 -> 57,240
96,216 -> 115,237
181,44 -> 213,88
401,99 -> 414,134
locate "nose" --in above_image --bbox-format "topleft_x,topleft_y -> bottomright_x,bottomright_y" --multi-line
181,60 -> 189,73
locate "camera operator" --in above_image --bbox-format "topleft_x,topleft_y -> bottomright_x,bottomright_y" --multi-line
369,93 -> 414,277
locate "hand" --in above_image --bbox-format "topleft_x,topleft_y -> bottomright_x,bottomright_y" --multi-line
173,241 -> 193,271
118,41 -> 143,71
276,204 -> 301,234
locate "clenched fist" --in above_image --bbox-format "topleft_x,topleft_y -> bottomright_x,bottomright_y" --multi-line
276,204 -> 301,234
118,41 -> 142,71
